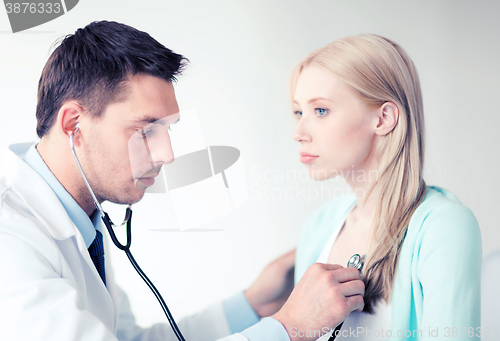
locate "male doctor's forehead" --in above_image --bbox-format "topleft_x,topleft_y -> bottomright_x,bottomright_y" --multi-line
120,74 -> 180,124
35,20 -> 188,139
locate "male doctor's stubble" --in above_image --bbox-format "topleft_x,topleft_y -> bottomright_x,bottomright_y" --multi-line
0,20 -> 364,341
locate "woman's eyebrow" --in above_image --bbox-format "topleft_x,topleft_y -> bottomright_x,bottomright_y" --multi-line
307,97 -> 334,104
292,97 -> 334,105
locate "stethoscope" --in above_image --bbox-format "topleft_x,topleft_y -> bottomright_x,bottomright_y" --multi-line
328,254 -> 365,341
69,124 -> 187,341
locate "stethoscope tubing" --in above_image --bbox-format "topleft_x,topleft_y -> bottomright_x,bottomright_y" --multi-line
70,127 -> 187,341
101,211 -> 186,341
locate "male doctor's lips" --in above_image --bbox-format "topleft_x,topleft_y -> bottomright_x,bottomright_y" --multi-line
300,152 -> 318,164
138,177 -> 155,186
136,171 -> 161,187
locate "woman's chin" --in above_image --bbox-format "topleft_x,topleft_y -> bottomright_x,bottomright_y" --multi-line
307,166 -> 336,181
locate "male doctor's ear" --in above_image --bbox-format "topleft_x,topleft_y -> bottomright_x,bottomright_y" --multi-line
55,100 -> 85,141
73,122 -> 81,135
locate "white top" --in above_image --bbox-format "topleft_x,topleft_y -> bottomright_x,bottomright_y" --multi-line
315,204 -> 392,341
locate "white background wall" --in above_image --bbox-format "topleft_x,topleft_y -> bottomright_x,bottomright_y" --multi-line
1,0 -> 499,328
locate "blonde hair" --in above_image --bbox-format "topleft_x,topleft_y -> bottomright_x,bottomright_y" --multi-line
291,34 -> 427,313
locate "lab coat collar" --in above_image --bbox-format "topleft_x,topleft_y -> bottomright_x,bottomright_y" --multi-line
23,142 -> 99,248
1,143 -> 81,245
2,143 -> 120,331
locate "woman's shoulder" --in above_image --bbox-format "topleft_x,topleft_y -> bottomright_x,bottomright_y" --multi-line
407,185 -> 481,247
415,185 -> 478,223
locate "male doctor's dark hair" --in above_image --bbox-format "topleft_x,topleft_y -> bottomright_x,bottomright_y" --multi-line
35,20 -> 188,138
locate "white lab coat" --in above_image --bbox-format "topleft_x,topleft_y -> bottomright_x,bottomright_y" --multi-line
0,143 -> 248,341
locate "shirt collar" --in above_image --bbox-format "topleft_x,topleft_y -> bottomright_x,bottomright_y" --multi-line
23,143 -> 101,248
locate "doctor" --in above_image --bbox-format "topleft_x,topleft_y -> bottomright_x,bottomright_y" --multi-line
0,21 -> 365,341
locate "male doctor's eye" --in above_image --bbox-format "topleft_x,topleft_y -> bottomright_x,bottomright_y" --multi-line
315,108 -> 329,117
168,116 -> 181,131
137,129 -> 153,137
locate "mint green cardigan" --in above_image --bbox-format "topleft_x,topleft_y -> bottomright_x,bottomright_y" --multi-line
295,186 -> 482,340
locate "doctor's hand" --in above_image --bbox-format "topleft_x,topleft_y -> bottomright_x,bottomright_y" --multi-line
244,249 -> 295,318
273,263 -> 365,341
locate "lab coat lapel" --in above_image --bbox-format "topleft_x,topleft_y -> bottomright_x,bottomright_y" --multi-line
1,143 -> 119,331
2,143 -> 78,241
102,227 -> 123,332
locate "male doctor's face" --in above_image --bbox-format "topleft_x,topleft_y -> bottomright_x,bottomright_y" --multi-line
79,74 -> 178,205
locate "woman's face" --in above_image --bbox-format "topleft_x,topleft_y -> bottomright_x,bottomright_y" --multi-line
292,65 -> 380,181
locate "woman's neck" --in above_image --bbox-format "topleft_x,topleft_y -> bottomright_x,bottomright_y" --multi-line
343,164 -> 381,231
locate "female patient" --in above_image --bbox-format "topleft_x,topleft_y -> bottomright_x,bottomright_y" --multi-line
291,35 -> 482,340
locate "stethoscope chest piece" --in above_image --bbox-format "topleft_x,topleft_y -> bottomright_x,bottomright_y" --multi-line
347,253 -> 365,274
328,253 -> 366,341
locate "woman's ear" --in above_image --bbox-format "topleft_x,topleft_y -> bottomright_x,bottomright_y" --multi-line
56,101 -> 84,138
375,102 -> 399,136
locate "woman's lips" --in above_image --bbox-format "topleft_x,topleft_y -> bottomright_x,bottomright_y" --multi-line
300,154 -> 318,164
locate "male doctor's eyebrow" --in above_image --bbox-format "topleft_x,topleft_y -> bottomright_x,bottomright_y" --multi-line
133,115 -> 180,125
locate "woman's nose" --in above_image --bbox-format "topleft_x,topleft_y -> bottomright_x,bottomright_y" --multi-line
292,118 -> 312,143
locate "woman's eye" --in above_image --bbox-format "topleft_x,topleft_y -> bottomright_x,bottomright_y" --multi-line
315,108 -> 329,117
293,110 -> 303,118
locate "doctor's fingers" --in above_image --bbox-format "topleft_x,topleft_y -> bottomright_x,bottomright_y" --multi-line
331,267 -> 363,283
324,282 -> 364,318
337,279 -> 365,297
345,294 -> 365,313
336,279 -> 365,314
308,262 -> 343,274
